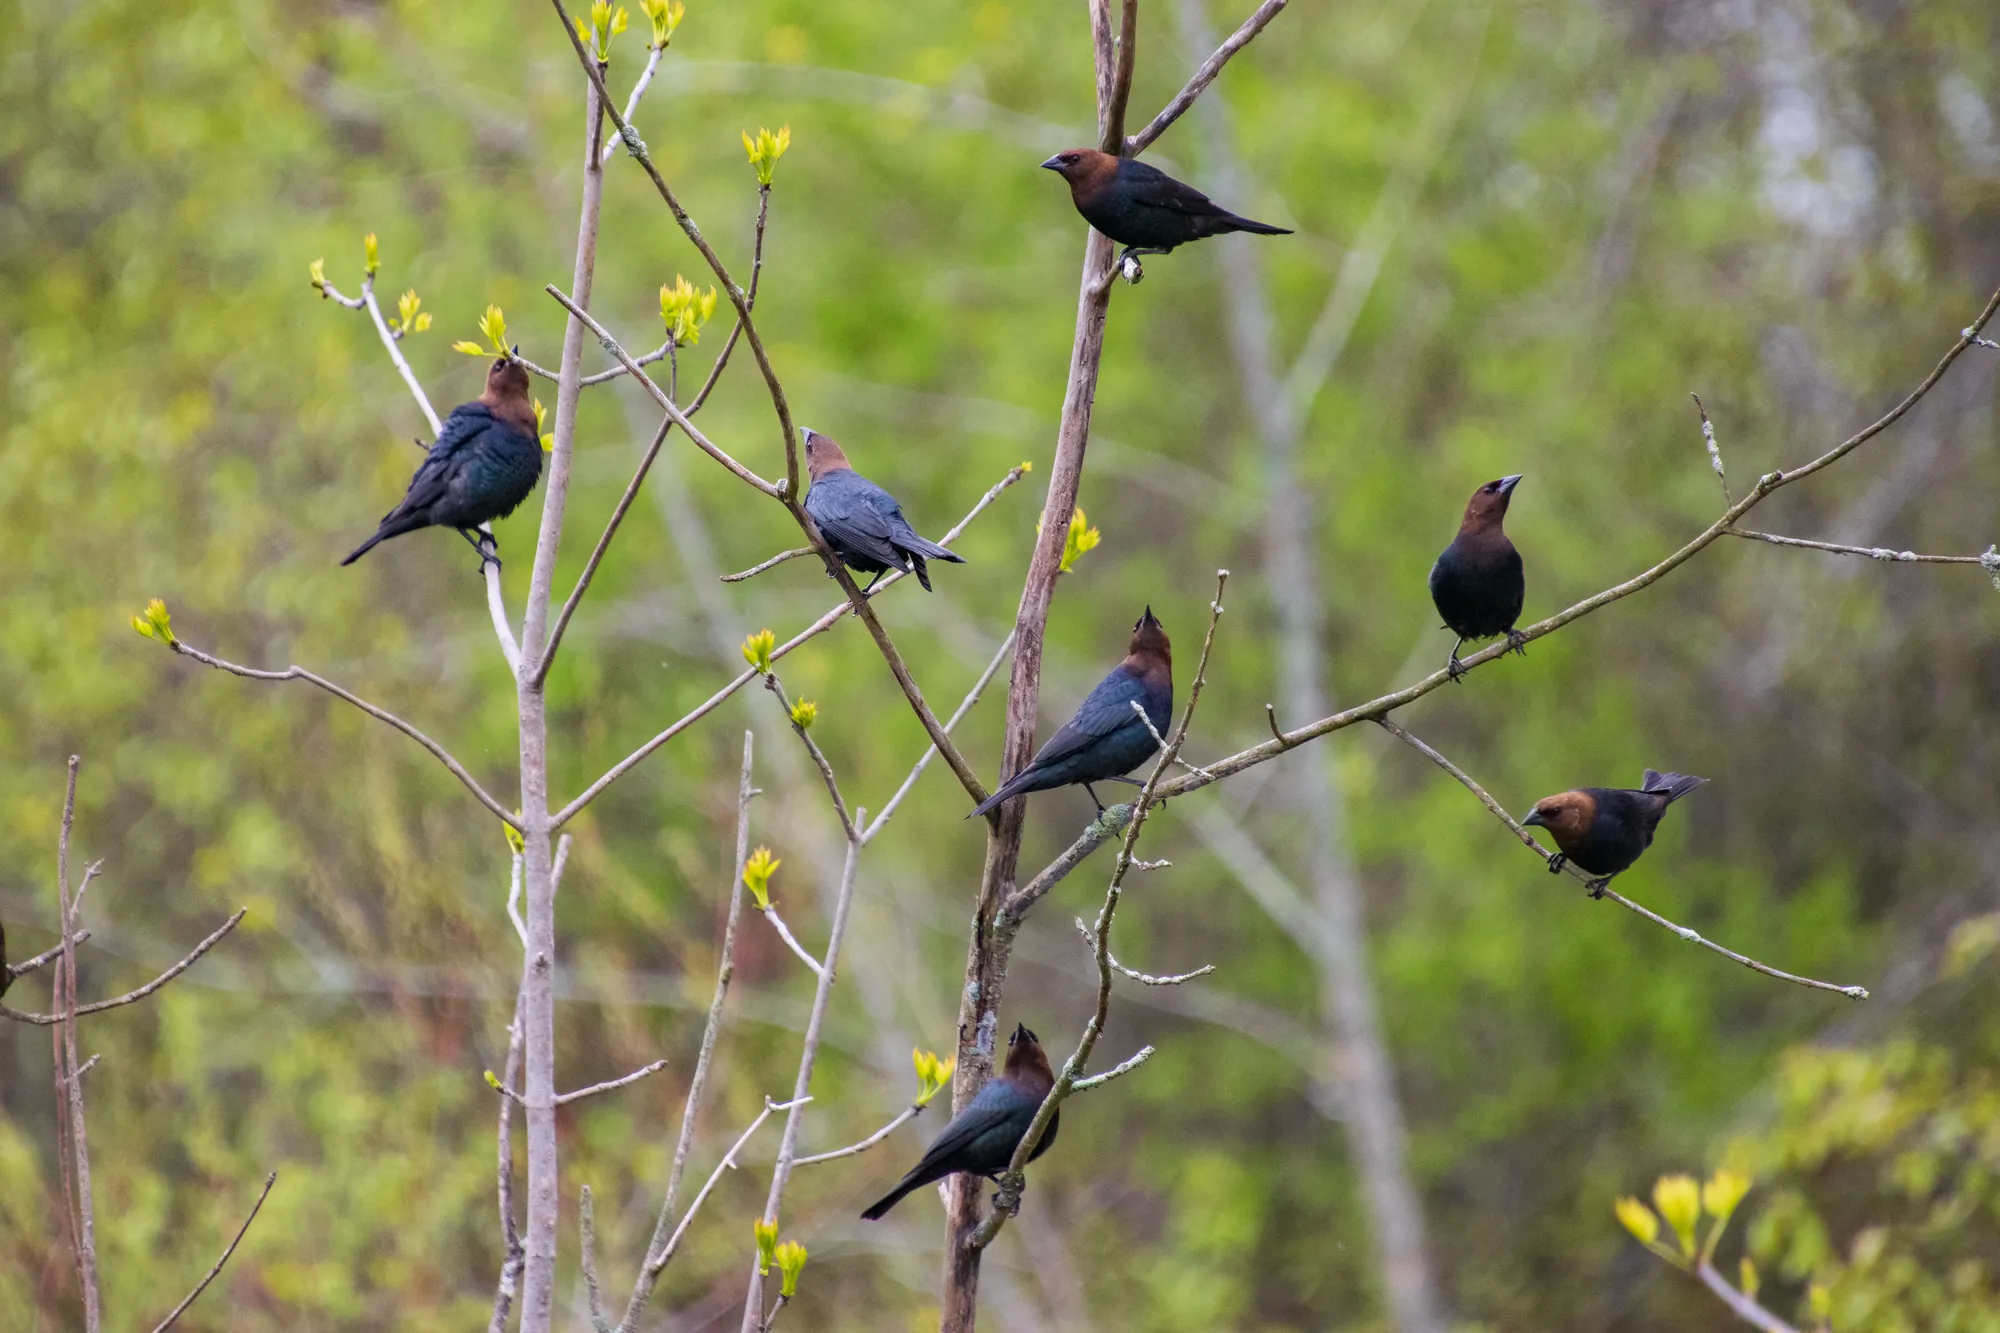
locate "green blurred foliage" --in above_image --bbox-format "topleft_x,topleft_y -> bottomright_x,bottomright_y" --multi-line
2,0 -> 1999,1328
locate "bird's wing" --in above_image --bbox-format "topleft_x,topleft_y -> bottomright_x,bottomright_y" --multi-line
1029,669 -> 1147,768
904,1087 -> 1019,1177
809,476 -> 906,566
390,405 -> 494,517
1119,160 -> 1231,217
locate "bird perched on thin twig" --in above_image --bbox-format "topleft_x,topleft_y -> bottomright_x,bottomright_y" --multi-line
801,428 -> 965,593
860,1023 -> 1058,1221
1523,770 -> 1709,896
1429,474 -> 1526,681
342,357 -> 543,567
969,608 -> 1172,819
1040,149 -> 1291,269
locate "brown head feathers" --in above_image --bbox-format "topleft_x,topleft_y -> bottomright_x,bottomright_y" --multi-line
1522,789 -> 1597,844
1123,605 -> 1172,680
482,355 -> 537,433
1459,474 -> 1522,535
802,427 -> 854,481
1040,148 -> 1120,196
1003,1022 -> 1056,1093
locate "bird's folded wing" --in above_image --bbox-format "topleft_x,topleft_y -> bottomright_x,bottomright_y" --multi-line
1120,162 -> 1227,216
810,481 -> 906,566
1030,672 -> 1146,767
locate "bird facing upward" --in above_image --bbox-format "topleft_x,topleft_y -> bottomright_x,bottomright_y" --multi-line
801,428 -> 966,593
969,607 -> 1172,819
1041,149 -> 1291,269
342,357 -> 543,567
1523,769 -> 1709,895
1428,474 -> 1526,681
860,1023 -> 1059,1221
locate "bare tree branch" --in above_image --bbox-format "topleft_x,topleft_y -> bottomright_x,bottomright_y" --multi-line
53,757 -> 101,1333
3,910 -> 250,1026
720,547 -> 814,583
617,733 -> 757,1333
1725,529 -> 1997,565
1075,918 -> 1213,985
756,905 -> 826,979
1070,1045 -> 1156,1090
1372,717 -> 1868,999
638,1096 -> 809,1289
147,1172 -> 276,1333
167,641 -> 520,829
556,1058 -> 670,1106
865,629 -> 1016,844
791,1104 -> 924,1166
1126,0 -> 1289,155
488,990 -> 526,1333
1695,1259 -> 1802,1333
5,929 -> 94,987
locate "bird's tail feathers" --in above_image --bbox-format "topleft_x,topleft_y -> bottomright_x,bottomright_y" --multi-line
901,534 -> 967,565
968,767 -> 1036,819
860,1177 -> 922,1221
1223,213 -> 1292,236
912,554 -> 934,593
340,531 -> 386,566
1642,770 -> 1709,804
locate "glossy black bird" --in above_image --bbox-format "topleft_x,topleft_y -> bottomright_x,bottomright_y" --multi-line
1041,148 -> 1291,268
969,608 -> 1173,819
801,428 -> 965,593
342,357 -> 543,566
1522,769 -> 1709,896
1429,474 -> 1526,681
860,1023 -> 1058,1221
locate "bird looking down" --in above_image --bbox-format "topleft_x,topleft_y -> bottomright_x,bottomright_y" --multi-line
342,357 -> 543,567
969,607 -> 1172,819
1523,769 -> 1709,896
1040,149 -> 1291,270
1428,474 -> 1526,681
801,428 -> 966,593
860,1023 -> 1059,1221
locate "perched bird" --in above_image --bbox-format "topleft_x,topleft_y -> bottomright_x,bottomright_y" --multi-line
801,428 -> 965,593
969,607 -> 1172,819
1522,769 -> 1709,896
342,357 -> 543,567
1429,474 -> 1526,681
1040,149 -> 1291,268
860,1023 -> 1058,1221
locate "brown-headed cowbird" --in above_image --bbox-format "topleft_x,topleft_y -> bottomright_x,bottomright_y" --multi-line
1429,474 -> 1526,681
801,428 -> 965,592
1523,769 -> 1709,896
343,357 -> 543,566
1041,149 -> 1291,268
968,608 -> 1172,818
860,1023 -> 1058,1221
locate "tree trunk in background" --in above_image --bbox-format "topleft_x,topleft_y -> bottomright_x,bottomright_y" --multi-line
1175,5 -> 1445,1330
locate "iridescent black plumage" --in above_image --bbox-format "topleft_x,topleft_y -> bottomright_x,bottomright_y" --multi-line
1041,148 -> 1290,267
801,428 -> 964,592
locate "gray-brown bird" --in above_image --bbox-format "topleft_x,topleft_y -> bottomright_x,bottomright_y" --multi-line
802,428 -> 965,592
1041,149 -> 1290,269
1523,770 -> 1708,896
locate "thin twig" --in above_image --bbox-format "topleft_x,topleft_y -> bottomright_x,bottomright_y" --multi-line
720,546 -> 815,583
548,0 -> 802,495
866,629 -> 1016,844
600,42 -> 668,166
554,467 -> 1027,829
763,673 -> 854,840
488,990 -> 526,1333
557,1058 -> 670,1106
5,930 -> 94,985
1724,529 -> 1994,564
642,1096 -> 810,1283
168,641 -> 519,828
1126,0 -> 1290,155
580,1185 -> 610,1333
54,757 -> 100,1333
1692,392 -> 1731,504
791,1104 -> 924,1165
617,734 -> 757,1333
1371,716 -> 1868,999
147,1172 -> 277,1333
1129,699 -> 1215,779
2,911 -> 250,1026
757,906 -> 826,979
1071,1046 -> 1156,1091
1075,919 -> 1214,985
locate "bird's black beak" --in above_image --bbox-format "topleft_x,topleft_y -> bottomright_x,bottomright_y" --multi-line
1136,605 -> 1159,630
1040,155 -> 1065,172
1521,808 -> 1547,828
1496,474 -> 1523,496
1011,1022 -> 1035,1045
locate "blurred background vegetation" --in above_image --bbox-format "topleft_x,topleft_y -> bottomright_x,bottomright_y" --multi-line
4,0 -> 2000,1328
